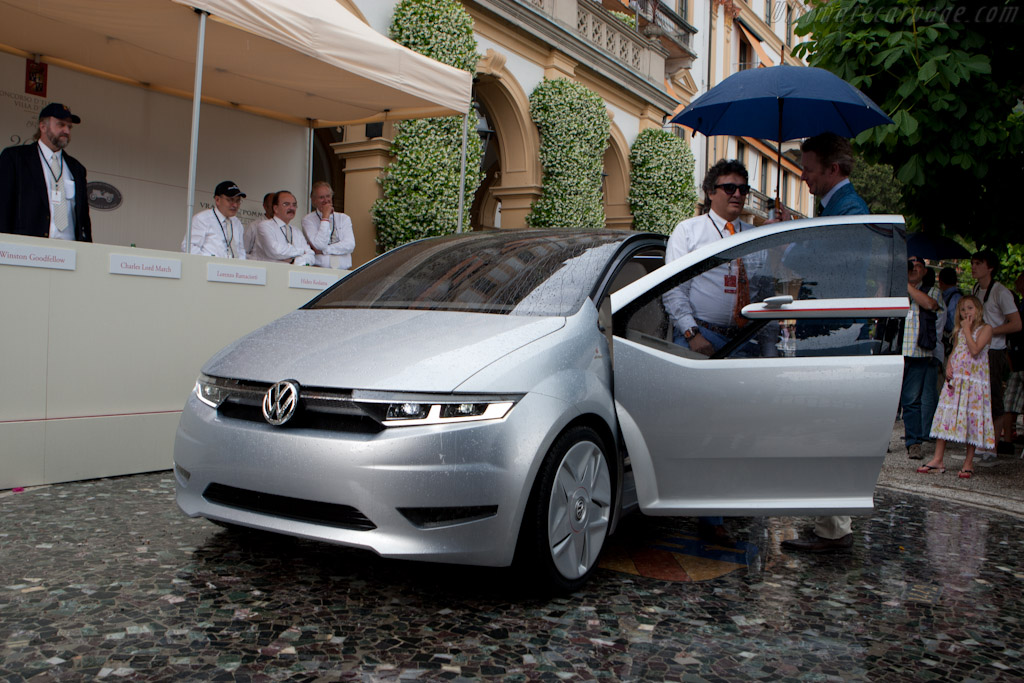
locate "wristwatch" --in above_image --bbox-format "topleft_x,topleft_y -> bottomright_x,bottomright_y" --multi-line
683,327 -> 699,340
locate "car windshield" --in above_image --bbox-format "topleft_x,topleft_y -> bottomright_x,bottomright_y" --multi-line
307,231 -> 629,316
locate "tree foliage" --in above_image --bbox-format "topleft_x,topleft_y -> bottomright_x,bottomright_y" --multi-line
850,155 -> 903,215
794,0 -> 1023,247
372,0 -> 483,253
526,79 -> 610,229
629,129 -> 698,235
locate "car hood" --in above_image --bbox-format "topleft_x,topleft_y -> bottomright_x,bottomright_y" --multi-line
202,308 -> 566,392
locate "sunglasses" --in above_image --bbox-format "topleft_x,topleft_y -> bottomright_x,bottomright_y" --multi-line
908,259 -> 924,269
714,183 -> 751,196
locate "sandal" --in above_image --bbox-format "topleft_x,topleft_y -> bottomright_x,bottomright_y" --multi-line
916,465 -> 945,474
958,469 -> 974,479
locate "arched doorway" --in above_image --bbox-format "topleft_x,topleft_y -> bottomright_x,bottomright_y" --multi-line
603,123 -> 632,230
472,51 -> 541,231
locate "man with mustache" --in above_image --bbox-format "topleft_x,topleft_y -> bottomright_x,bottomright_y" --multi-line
0,103 -> 91,242
250,190 -> 314,266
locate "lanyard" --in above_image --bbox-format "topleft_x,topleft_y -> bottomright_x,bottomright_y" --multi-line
319,210 -> 337,244
278,222 -> 293,245
212,209 -> 234,258
707,214 -> 740,239
38,146 -> 64,187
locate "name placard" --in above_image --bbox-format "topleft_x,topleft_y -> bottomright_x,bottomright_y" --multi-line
0,242 -> 76,271
109,253 -> 181,279
289,270 -> 342,290
207,262 -> 267,286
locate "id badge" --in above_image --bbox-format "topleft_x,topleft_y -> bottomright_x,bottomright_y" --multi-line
724,273 -> 737,294
51,189 -> 62,203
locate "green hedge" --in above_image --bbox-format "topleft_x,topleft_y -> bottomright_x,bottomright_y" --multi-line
628,128 -> 697,234
372,0 -> 483,253
526,78 -> 610,230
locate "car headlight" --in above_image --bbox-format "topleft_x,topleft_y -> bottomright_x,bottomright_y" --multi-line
374,397 -> 517,427
194,374 -> 232,408
362,395 -> 520,428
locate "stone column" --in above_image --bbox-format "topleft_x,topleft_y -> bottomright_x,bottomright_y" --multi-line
330,137 -> 392,267
488,184 -> 542,230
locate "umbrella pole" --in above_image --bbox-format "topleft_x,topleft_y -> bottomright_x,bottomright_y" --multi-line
185,9 -> 209,250
456,112 -> 469,233
775,98 -> 783,214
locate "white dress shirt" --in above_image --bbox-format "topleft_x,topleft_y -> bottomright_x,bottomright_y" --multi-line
182,207 -> 246,259
37,141 -> 76,241
243,218 -> 264,257
301,210 -> 356,269
252,217 -> 315,266
662,210 -> 754,333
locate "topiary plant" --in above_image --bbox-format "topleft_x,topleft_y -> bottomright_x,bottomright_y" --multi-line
526,78 -> 610,230
372,0 -> 484,253
628,128 -> 698,234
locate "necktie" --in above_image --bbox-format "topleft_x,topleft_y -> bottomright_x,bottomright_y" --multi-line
725,222 -> 749,328
49,153 -> 69,233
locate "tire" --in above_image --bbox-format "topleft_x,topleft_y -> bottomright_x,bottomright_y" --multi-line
517,425 -> 613,593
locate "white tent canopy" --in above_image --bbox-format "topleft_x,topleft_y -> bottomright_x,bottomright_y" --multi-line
1,0 -> 474,236
0,0 -> 472,126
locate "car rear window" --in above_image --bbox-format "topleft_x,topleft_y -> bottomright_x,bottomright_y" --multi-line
307,232 -> 627,316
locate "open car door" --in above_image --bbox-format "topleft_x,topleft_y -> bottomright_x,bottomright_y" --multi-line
609,216 -> 908,517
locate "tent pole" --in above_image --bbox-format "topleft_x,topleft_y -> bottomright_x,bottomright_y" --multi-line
456,112 -> 469,233
306,119 -> 314,217
185,9 -> 209,251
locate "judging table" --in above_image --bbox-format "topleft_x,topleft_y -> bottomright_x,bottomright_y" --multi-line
0,234 -> 346,489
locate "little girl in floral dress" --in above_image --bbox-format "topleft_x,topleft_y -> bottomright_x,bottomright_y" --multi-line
917,295 -> 995,479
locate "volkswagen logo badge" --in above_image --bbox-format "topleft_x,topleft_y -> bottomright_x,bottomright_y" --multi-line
262,380 -> 300,426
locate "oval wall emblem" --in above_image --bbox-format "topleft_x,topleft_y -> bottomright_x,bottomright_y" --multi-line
87,181 -> 123,211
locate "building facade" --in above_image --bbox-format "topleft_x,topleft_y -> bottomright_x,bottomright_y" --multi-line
328,0 -> 812,267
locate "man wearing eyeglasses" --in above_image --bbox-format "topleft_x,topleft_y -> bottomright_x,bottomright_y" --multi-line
663,159 -> 754,358
181,181 -> 248,258
662,158 -> 755,546
250,190 -> 315,266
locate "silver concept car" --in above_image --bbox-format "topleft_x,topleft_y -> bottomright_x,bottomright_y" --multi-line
174,217 -> 908,591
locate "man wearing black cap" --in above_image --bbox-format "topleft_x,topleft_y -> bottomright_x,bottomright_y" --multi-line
0,103 -> 91,242
182,181 -> 248,259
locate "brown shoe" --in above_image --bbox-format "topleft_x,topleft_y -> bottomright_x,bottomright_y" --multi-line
781,533 -> 854,553
907,443 -> 923,460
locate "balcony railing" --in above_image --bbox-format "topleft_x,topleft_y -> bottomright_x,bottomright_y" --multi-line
624,0 -> 695,52
748,188 -> 805,222
576,2 -> 648,73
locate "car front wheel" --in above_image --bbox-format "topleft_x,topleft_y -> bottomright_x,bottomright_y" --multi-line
519,425 -> 613,593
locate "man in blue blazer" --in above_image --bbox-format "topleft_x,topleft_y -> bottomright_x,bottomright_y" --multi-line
779,132 -> 870,554
799,132 -> 870,217
0,103 -> 91,242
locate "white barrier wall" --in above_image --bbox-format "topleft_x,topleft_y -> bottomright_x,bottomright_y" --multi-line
0,234 -> 345,489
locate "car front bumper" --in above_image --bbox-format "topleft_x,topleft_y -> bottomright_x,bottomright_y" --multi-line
173,390 -> 569,567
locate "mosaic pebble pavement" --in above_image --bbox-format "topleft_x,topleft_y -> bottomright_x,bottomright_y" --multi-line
2,473 -> 1024,682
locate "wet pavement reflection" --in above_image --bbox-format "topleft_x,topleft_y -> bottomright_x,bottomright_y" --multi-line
2,473 -> 1023,681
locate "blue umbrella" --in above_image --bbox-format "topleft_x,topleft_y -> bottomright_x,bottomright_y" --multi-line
671,65 -> 892,207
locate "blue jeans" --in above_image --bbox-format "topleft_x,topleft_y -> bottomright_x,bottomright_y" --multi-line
901,357 -> 939,447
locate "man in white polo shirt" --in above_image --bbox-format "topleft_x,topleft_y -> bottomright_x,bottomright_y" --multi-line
181,181 -> 247,258
301,181 -> 355,269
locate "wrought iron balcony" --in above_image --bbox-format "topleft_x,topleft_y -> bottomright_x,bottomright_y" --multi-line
601,0 -> 699,69
747,187 -> 805,222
